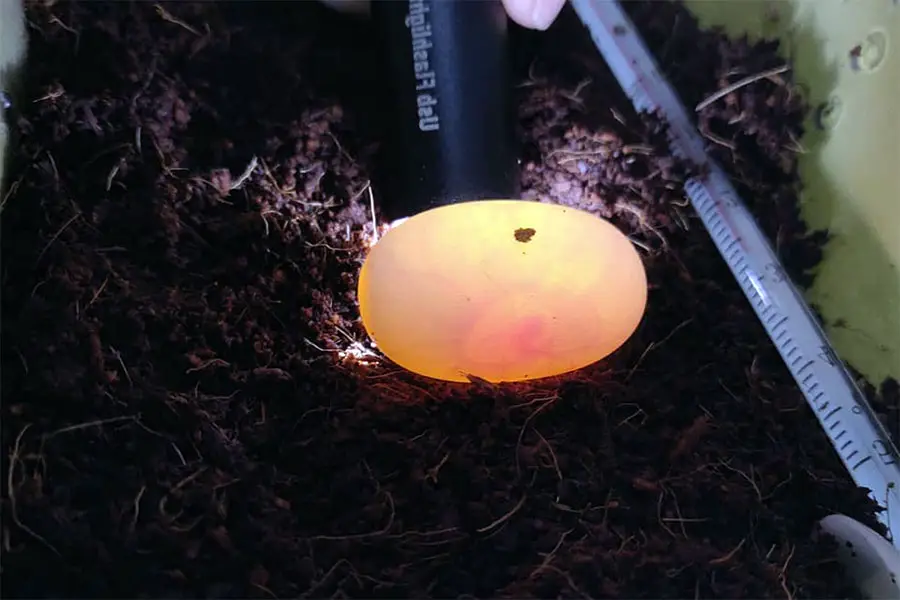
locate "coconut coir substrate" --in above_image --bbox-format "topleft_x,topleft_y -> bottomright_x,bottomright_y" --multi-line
2,1 -> 897,598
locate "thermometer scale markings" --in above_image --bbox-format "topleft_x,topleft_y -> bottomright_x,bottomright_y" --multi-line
571,0 -> 900,545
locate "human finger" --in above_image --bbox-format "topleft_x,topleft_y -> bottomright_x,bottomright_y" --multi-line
500,0 -> 566,30
320,0 -> 566,31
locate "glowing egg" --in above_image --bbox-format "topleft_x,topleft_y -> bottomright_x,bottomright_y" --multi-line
357,200 -> 648,383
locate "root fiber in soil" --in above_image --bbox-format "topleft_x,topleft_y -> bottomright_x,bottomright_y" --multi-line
2,1 -> 898,598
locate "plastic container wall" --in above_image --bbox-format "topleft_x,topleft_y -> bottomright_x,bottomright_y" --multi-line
684,0 -> 899,385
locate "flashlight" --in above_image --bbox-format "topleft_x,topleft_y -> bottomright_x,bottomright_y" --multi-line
372,0 -> 518,220
359,0 -> 648,384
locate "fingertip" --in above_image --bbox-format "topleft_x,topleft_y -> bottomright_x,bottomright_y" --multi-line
502,0 -> 565,30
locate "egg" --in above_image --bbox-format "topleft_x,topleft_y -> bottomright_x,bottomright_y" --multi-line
358,199 -> 648,383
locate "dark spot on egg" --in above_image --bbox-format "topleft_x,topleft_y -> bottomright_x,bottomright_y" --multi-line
514,227 -> 536,243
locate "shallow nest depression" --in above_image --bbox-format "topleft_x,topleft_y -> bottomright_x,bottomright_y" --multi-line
2,1 -> 899,598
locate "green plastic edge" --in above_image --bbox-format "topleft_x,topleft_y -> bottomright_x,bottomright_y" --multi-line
684,0 -> 900,385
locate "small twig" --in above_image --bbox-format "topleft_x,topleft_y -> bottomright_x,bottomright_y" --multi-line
33,86 -> 66,104
515,396 -> 558,478
779,544 -> 796,600
48,15 -> 78,37
510,393 -> 559,410
559,78 -> 591,105
129,486 -> 147,532
186,358 -> 231,374
696,65 -> 790,112
700,125 -> 737,151
158,468 -> 208,522
425,453 -> 450,484
300,559 -> 353,599
628,236 -> 651,254
108,347 -> 132,386
86,276 -> 109,310
709,537 -> 746,565
535,429 -> 562,481
657,489 -> 677,538
44,415 -> 137,440
229,156 -> 257,192
621,144 -> 654,155
7,425 -> 61,556
669,490 -> 689,538
154,4 -> 201,36
476,493 -> 527,534
303,338 -> 334,353
530,528 -> 572,578
308,491 -> 395,541
170,443 -> 187,466
616,201 -> 669,249
541,565 -> 592,600
718,460 -> 762,501
784,131 -> 807,154
626,319 -> 694,381
252,583 -> 277,599
106,163 -> 120,191
36,211 -> 81,265
368,185 -> 379,244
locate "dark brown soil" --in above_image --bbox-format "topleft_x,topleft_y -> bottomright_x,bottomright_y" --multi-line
2,1 -> 897,598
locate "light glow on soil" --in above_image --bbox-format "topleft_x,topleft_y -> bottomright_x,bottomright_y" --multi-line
357,200 -> 648,383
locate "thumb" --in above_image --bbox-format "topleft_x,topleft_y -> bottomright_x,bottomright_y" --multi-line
501,0 -> 566,30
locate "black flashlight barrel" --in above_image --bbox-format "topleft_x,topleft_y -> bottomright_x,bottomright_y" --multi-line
372,0 -> 519,221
